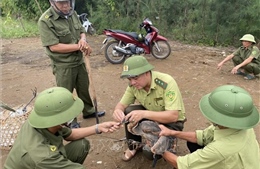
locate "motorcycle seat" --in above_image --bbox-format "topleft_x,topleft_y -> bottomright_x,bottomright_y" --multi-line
106,29 -> 138,39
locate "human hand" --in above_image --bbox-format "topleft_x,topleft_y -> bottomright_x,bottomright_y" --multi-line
113,109 -> 125,123
158,125 -> 173,137
98,121 -> 120,133
125,110 -> 144,124
125,110 -> 144,132
217,62 -> 223,70
151,136 -> 171,155
78,38 -> 87,50
231,66 -> 239,74
82,44 -> 92,56
78,38 -> 92,56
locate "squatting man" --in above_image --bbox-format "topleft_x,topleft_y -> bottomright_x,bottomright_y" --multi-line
4,87 -> 120,169
113,55 -> 186,162
151,85 -> 260,169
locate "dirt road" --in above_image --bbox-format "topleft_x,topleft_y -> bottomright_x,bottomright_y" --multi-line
1,35 -> 259,169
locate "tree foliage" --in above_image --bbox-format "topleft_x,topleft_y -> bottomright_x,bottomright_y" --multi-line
1,0 -> 259,46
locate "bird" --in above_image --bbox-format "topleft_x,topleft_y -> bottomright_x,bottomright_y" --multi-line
128,120 -> 173,154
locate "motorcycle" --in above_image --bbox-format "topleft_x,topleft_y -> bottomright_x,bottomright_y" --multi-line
78,13 -> 96,35
101,18 -> 171,64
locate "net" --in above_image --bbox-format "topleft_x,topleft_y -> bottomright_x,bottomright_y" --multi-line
0,104 -> 33,150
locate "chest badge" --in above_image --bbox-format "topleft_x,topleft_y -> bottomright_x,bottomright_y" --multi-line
50,145 -> 57,152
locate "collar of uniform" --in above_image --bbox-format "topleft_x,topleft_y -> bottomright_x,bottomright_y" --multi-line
36,127 -> 68,157
213,128 -> 241,141
241,45 -> 253,51
36,128 -> 64,144
150,71 -> 157,90
50,7 -> 65,20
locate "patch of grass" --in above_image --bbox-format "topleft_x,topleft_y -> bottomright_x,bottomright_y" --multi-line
0,17 -> 39,39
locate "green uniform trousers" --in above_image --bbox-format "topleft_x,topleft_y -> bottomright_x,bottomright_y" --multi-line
53,63 -> 95,116
232,56 -> 260,75
66,138 -> 90,164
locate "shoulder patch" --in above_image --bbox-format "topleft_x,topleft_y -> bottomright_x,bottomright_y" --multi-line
49,145 -> 57,152
155,78 -> 167,89
45,15 -> 50,19
252,50 -> 257,55
166,91 -> 176,101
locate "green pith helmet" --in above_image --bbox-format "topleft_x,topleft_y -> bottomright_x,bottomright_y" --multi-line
28,87 -> 83,128
199,85 -> 259,129
120,55 -> 154,78
239,34 -> 256,44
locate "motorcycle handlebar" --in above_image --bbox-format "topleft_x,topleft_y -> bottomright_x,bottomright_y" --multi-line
78,13 -> 88,21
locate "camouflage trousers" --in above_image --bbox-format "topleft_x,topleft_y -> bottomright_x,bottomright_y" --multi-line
232,56 -> 260,75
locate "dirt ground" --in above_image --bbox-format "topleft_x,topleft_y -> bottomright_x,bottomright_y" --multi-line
0,35 -> 259,169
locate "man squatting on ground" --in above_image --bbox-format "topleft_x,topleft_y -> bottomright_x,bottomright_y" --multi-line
151,85 -> 260,169
4,87 -> 120,169
38,0 -> 105,128
217,34 -> 260,80
113,55 -> 186,161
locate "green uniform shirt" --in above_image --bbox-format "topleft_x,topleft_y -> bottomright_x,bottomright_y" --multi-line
177,125 -> 260,169
4,121 -> 85,169
233,45 -> 260,66
38,7 -> 85,67
120,71 -> 185,121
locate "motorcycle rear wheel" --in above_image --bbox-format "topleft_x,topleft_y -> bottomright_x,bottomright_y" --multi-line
151,40 -> 171,59
104,41 -> 126,64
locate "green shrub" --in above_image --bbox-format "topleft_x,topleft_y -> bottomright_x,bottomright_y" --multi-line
1,16 -> 39,39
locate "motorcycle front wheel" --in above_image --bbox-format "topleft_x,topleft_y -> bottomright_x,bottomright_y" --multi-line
104,41 -> 126,64
151,40 -> 171,59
